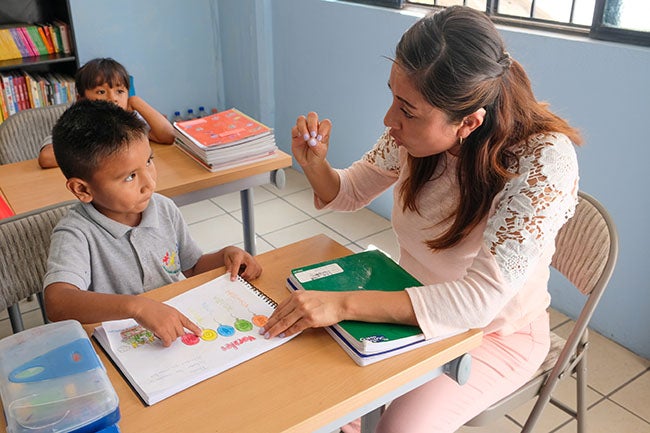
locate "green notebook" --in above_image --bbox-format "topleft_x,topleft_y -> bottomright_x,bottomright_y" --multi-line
287,249 -> 425,357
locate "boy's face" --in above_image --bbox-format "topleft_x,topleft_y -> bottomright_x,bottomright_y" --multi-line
74,135 -> 157,226
82,82 -> 129,110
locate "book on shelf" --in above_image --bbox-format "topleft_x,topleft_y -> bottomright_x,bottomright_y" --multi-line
52,20 -> 72,55
93,274 -> 297,405
0,28 -> 21,61
287,249 -> 464,366
7,27 -> 30,59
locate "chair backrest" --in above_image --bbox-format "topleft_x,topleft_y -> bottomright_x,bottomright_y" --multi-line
0,201 -> 75,310
523,190 -> 618,429
0,104 -> 70,164
551,190 -> 618,331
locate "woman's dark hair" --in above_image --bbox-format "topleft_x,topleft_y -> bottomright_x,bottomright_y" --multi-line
395,6 -> 582,249
52,99 -> 148,180
75,57 -> 130,96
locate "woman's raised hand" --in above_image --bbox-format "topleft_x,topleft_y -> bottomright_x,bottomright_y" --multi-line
291,112 -> 332,167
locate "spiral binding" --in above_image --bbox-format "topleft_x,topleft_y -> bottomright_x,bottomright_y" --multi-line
237,275 -> 277,307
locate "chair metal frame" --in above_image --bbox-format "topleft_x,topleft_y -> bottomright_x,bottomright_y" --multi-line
465,191 -> 619,433
0,104 -> 70,164
0,201 -> 75,333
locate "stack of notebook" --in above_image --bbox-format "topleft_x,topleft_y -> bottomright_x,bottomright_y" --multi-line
173,108 -> 277,172
287,249 -> 465,366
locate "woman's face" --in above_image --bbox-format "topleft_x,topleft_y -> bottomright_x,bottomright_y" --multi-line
383,63 -> 462,157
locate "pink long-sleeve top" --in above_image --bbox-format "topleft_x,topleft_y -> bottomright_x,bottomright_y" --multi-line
315,129 -> 579,339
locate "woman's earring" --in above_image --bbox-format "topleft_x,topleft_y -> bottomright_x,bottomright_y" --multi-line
459,136 -> 464,146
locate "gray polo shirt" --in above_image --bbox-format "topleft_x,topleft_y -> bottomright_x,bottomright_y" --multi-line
43,193 -> 203,295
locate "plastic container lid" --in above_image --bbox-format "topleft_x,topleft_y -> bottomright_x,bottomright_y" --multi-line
0,320 -> 120,433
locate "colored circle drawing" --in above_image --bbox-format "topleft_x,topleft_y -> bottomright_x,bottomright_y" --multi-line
201,328 -> 218,341
181,333 -> 200,346
251,314 -> 268,327
234,318 -> 253,332
217,324 -> 235,337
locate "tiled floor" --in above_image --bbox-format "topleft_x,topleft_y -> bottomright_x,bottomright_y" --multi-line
2,167 -> 649,432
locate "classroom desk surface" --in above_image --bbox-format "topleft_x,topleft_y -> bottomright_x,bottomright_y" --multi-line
0,143 -> 292,215
0,143 -> 292,253
51,235 -> 480,433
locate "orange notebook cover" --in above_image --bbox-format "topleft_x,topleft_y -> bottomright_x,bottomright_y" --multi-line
0,194 -> 15,220
174,108 -> 271,148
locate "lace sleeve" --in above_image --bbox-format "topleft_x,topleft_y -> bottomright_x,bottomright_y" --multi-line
362,128 -> 401,173
485,133 -> 579,287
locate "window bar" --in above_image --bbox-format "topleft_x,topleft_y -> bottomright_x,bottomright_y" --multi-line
569,0 -> 577,23
487,0 -> 498,15
530,0 -> 536,19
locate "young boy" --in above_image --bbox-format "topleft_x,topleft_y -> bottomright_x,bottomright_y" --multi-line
43,99 -> 262,347
38,57 -> 175,168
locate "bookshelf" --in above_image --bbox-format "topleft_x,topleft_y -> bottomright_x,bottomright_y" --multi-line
0,0 -> 77,75
0,0 -> 77,121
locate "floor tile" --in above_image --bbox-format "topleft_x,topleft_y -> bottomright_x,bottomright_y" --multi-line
610,370 -> 650,422
260,219 -> 351,249
317,208 -> 391,242
253,237 -> 275,255
549,308 -> 571,330
507,397 -> 572,432
210,185 -> 277,212
282,188 -> 333,218
345,243 -> 365,253
457,415 -> 522,433
554,322 -> 650,395
0,318 -> 12,340
179,199 -> 225,224
232,199 -> 311,235
354,228 -> 400,261
554,398 -> 650,433
187,213 -> 244,253
262,167 -> 311,197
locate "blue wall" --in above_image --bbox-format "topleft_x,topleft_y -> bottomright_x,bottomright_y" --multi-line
70,0 -> 650,358
69,0 -> 224,120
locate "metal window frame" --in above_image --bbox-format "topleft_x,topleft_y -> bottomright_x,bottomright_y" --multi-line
349,0 -> 650,47
590,0 -> 650,46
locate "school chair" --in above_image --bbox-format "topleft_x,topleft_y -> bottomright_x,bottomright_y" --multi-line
0,104 -> 70,164
0,200 -> 75,333
464,191 -> 619,433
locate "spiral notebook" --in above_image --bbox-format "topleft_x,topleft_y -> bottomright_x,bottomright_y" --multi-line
93,274 -> 296,405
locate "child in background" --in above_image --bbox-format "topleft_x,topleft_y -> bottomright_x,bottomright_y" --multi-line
38,57 -> 175,168
43,99 -> 262,346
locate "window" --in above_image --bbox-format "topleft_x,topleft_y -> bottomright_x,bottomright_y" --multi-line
590,0 -> 650,45
344,0 -> 650,46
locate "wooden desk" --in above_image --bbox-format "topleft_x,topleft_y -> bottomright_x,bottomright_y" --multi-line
0,144 -> 292,254
44,235 -> 478,433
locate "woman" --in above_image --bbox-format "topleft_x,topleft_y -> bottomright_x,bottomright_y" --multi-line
262,6 -> 581,432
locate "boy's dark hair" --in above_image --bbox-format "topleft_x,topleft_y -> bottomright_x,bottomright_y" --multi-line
75,57 -> 130,96
52,99 -> 148,180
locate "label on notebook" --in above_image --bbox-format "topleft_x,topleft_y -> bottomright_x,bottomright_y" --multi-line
294,263 -> 343,283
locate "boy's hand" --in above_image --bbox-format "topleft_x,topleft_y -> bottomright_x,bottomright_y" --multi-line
223,246 -> 262,281
131,297 -> 201,347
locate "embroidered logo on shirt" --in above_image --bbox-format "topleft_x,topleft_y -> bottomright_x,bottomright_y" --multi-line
162,247 -> 181,275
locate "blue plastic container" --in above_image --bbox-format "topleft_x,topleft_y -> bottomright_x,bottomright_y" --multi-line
0,320 -> 120,433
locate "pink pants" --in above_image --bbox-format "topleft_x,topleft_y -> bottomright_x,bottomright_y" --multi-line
341,313 -> 550,433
